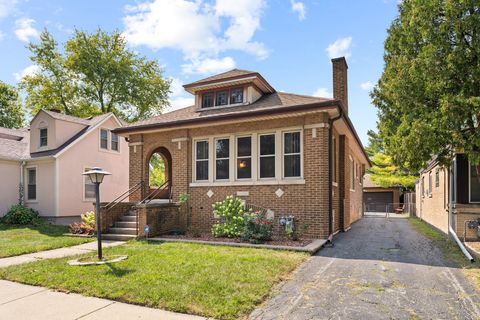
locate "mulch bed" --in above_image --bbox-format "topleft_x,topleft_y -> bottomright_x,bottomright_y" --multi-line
160,233 -> 313,247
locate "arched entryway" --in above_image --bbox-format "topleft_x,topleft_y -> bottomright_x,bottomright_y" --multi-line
147,147 -> 172,199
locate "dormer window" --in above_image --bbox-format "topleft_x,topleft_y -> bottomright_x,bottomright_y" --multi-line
201,87 -> 245,109
216,90 -> 228,106
202,92 -> 214,108
39,128 -> 48,147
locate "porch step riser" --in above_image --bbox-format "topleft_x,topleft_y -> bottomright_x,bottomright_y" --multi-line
108,228 -> 137,235
102,234 -> 137,241
115,222 -> 137,228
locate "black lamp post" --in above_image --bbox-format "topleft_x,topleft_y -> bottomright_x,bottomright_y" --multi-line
82,167 -> 111,260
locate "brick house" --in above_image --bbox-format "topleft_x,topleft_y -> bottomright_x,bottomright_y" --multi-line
112,57 -> 370,240
416,154 -> 480,240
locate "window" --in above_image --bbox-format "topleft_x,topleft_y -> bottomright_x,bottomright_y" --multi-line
39,128 -> 48,147
350,159 -> 355,190
237,136 -> 251,179
195,141 -> 209,181
84,168 -> 96,200
332,135 -> 337,183
435,168 -> 440,188
27,168 -> 36,201
470,164 -> 480,203
202,92 -> 214,108
259,134 -> 275,178
421,176 -> 425,196
215,90 -> 228,106
428,171 -> 433,195
230,88 -> 243,104
100,129 -> 108,149
283,132 -> 301,178
215,138 -> 230,180
111,132 -> 119,151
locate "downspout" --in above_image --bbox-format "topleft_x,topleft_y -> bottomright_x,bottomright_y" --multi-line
19,161 -> 26,205
326,104 -> 344,245
448,156 -> 474,262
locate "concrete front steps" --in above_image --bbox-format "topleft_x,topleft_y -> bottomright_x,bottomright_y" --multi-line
102,210 -> 138,241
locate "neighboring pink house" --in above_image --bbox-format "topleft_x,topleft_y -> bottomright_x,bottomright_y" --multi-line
0,110 -> 129,224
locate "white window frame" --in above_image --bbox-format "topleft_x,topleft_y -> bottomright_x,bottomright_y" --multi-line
282,130 -> 303,179
214,137 -> 230,181
83,166 -> 96,202
236,135 -> 252,181
194,139 -> 210,182
100,128 -> 109,150
111,132 -> 120,152
25,165 -> 38,203
469,162 -> 480,203
39,127 -> 48,148
258,132 -> 276,180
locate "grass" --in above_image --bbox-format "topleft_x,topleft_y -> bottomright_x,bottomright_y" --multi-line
0,223 -> 93,258
0,241 -> 308,319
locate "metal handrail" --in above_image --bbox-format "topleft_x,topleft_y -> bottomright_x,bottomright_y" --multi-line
140,180 -> 171,204
103,181 -> 143,211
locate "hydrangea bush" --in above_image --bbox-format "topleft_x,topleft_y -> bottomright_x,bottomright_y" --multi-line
211,196 -> 248,238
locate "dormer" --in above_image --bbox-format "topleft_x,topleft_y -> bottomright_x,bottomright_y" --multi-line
183,69 -> 276,111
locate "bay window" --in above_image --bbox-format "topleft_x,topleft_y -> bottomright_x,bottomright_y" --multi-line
283,131 -> 301,178
237,136 -> 252,179
195,140 -> 209,181
215,138 -> 230,180
259,134 -> 275,179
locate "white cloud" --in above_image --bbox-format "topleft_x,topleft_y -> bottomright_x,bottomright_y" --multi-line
326,36 -> 352,59
0,0 -> 17,20
360,81 -> 374,91
182,56 -> 235,75
167,77 -> 195,111
123,0 -> 267,75
291,0 -> 306,21
0,31 -> 4,41
14,64 -> 39,81
15,18 -> 40,42
168,96 -> 195,111
312,87 -> 332,98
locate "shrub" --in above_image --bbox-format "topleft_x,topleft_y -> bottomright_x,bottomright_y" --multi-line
1,205 -> 40,225
212,196 -> 248,238
243,211 -> 274,244
69,211 -> 95,235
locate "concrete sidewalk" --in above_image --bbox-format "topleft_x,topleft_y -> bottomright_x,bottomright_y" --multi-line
0,241 -> 125,268
0,280 -> 208,320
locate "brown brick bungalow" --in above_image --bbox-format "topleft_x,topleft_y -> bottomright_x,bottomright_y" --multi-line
108,57 -> 370,241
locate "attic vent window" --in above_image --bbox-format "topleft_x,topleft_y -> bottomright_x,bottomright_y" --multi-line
201,87 -> 244,109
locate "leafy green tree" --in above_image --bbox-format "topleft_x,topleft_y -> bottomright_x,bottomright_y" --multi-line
0,81 -> 24,129
372,0 -> 480,171
365,129 -> 384,157
149,153 -> 165,187
22,29 -> 170,121
368,153 -> 417,190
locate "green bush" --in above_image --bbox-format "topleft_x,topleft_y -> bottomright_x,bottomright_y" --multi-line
243,211 -> 274,244
1,205 -> 41,225
212,196 -> 248,238
69,211 -> 95,235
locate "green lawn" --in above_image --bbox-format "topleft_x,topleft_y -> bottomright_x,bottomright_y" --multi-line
0,241 -> 307,319
0,223 -> 93,258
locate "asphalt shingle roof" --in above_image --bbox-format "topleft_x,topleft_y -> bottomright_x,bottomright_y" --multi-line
184,69 -> 257,87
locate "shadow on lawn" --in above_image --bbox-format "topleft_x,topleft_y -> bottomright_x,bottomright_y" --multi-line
104,263 -> 135,277
0,223 -> 75,238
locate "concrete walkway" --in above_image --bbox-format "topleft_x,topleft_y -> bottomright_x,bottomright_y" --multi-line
0,241 -> 125,268
0,280 -> 208,320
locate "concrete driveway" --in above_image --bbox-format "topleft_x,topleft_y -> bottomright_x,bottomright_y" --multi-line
250,217 -> 480,320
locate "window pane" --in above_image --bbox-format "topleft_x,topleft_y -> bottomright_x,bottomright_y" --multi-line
237,158 -> 251,179
202,92 -> 214,108
196,141 -> 209,160
260,156 -> 275,178
28,169 -> 36,184
40,128 -> 48,147
284,154 -> 301,177
111,133 -> 119,151
196,161 -> 208,181
101,130 -> 108,149
28,185 -> 36,200
216,139 -> 229,158
284,132 -> 300,154
230,88 -> 243,104
471,165 -> 480,202
237,137 -> 251,157
260,134 -> 275,155
216,159 -> 229,180
85,183 -> 96,199
216,91 -> 228,106
27,169 -> 36,200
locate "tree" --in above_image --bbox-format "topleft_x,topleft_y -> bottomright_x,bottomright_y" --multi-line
149,153 -> 165,188
371,0 -> 480,172
0,81 -> 24,129
22,29 -> 170,121
365,129 -> 384,157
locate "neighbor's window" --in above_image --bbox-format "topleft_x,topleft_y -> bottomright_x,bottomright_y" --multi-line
39,128 -> 48,147
259,134 -> 275,178
215,90 -> 228,106
27,168 -> 37,201
100,129 -> 108,149
111,132 -> 119,151
215,138 -> 230,180
428,171 -> 432,195
435,168 -> 440,188
237,136 -> 251,179
202,92 -> 214,108
421,176 -> 425,196
230,88 -> 243,104
84,167 -> 95,200
283,132 -> 301,178
195,140 -> 209,181
470,164 -> 480,203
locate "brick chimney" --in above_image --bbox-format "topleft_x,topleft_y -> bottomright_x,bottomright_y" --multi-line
332,57 -> 348,114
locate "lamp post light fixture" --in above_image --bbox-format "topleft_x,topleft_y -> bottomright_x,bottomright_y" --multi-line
82,167 -> 111,260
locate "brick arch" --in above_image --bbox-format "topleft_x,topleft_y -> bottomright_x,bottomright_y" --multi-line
145,146 -> 172,199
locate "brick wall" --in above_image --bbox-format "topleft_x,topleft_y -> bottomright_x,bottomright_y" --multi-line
137,203 -> 186,237
97,202 -> 136,233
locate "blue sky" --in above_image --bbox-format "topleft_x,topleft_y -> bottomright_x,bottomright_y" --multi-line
0,0 -> 400,144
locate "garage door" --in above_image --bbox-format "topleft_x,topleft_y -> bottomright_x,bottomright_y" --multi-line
363,192 -> 393,213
